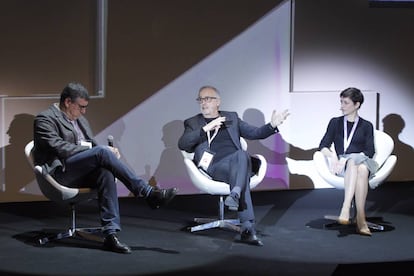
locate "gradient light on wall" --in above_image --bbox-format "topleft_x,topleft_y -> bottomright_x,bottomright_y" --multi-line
95,1 -> 292,195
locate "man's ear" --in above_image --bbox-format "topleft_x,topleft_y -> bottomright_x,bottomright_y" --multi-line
64,98 -> 72,107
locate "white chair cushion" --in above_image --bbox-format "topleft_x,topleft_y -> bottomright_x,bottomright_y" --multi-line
181,138 -> 266,195
313,130 -> 397,190
372,130 -> 394,168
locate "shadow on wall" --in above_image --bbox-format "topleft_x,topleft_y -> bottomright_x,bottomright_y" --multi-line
108,119 -> 140,197
382,113 -> 414,182
242,108 -> 317,190
149,119 -> 200,194
1,113 -> 43,202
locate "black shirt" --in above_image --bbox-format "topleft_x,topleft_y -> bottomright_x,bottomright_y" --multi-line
204,117 -> 237,163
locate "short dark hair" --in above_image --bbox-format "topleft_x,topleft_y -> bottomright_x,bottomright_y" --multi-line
340,87 -> 364,107
60,82 -> 90,105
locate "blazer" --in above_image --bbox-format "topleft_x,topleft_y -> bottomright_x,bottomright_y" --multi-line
33,103 -> 97,175
178,110 -> 278,166
319,116 -> 375,158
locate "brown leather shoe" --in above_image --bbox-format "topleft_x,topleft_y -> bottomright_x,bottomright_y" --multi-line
103,234 -> 132,254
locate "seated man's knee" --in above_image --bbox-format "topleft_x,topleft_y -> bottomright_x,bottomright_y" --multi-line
94,145 -> 109,152
93,145 -> 113,157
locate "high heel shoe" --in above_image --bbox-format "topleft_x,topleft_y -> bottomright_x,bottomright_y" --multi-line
337,216 -> 351,225
356,223 -> 372,236
337,207 -> 350,225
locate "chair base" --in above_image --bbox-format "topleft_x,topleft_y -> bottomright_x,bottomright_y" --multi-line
38,227 -> 103,245
190,218 -> 241,232
323,215 -> 385,231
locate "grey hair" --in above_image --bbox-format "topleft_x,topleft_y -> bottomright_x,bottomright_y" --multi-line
198,85 -> 220,97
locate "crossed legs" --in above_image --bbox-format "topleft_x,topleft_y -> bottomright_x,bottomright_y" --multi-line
339,159 -> 371,235
209,151 -> 257,230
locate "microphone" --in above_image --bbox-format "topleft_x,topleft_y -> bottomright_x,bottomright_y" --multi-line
107,135 -> 114,147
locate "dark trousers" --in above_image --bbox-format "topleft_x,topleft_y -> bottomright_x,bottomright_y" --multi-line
208,150 -> 255,227
54,145 -> 151,234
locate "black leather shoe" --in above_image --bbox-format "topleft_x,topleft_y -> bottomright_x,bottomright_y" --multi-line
146,187 -> 178,209
240,230 -> 264,246
103,234 -> 132,254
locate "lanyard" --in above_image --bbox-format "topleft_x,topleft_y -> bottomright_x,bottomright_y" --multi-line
206,127 -> 219,148
343,116 -> 359,153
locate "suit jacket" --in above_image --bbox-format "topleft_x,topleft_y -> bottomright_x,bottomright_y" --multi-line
178,111 -> 277,166
33,103 -> 97,175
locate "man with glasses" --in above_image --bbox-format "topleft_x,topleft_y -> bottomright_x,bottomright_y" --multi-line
178,85 -> 289,246
33,82 -> 177,254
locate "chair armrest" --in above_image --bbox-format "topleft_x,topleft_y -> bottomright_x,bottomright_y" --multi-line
182,158 -> 230,195
250,154 -> 267,189
181,150 -> 267,195
369,155 -> 397,189
34,165 -> 80,201
313,151 -> 345,189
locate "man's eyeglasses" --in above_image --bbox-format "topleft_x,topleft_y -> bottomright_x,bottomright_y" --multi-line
73,102 -> 88,110
77,104 -> 88,110
196,96 -> 217,103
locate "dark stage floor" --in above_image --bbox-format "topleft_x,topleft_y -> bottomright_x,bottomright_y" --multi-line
1,181 -> 413,275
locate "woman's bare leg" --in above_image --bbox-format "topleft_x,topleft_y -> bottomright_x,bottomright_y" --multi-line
355,164 -> 371,235
339,159 -> 357,223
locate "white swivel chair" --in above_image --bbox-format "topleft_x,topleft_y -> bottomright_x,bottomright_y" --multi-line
25,140 -> 102,244
313,130 -> 397,231
181,138 -> 267,233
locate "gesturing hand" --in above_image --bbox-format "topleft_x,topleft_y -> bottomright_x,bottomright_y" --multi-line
202,116 -> 226,132
270,109 -> 290,128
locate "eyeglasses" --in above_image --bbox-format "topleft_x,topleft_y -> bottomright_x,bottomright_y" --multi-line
196,96 -> 217,103
77,103 -> 88,110
72,102 -> 88,110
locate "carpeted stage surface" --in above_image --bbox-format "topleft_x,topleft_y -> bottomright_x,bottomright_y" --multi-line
0,181 -> 413,275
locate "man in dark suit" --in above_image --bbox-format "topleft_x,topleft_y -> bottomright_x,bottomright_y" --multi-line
33,82 -> 177,254
178,85 -> 289,246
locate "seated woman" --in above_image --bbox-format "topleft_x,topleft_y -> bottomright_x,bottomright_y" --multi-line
318,87 -> 378,236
